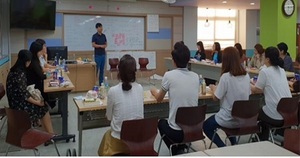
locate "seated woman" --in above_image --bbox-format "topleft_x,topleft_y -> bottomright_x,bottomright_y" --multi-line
277,42 -> 294,72
249,44 -> 265,69
35,39 -> 56,73
203,46 -> 251,148
6,49 -> 54,134
194,41 -> 206,61
27,41 -> 56,109
234,43 -> 246,65
98,54 -> 144,156
251,47 -> 292,141
212,42 -> 222,63
293,52 -> 300,74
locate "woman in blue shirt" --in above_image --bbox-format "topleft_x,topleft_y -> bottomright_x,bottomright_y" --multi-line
212,42 -> 222,63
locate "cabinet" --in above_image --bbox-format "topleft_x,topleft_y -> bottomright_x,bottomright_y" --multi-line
67,63 -> 96,92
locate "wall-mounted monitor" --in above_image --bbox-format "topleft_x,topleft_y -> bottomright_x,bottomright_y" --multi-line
10,0 -> 56,30
47,46 -> 68,61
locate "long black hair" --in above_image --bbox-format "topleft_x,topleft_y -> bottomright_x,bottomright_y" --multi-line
29,41 -> 43,62
10,49 -> 32,72
265,46 -> 284,68
118,54 -> 137,91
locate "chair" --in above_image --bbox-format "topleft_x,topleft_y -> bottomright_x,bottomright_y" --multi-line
120,117 -> 158,156
158,105 -> 207,156
267,97 -> 299,143
283,129 -> 300,155
209,99 -> 261,149
138,58 -> 154,85
108,58 -> 119,80
5,108 -> 60,156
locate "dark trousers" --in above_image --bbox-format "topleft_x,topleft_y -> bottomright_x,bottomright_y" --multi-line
158,119 -> 184,149
203,115 -> 236,147
258,109 -> 283,141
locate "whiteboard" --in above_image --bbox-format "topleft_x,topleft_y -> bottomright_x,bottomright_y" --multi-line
106,51 -> 156,70
64,15 -> 144,51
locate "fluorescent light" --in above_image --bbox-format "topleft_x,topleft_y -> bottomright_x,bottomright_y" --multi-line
250,2 -> 255,5
162,0 -> 176,4
222,1 -> 227,4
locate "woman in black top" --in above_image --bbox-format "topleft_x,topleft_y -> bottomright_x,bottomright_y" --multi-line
194,41 -> 206,61
6,49 -> 54,134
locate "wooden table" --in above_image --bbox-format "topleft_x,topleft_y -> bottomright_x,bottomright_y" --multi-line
73,90 -> 213,156
44,72 -> 76,143
203,141 -> 298,156
165,57 -> 295,81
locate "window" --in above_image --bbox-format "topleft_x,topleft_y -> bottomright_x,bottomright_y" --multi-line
197,8 -> 237,50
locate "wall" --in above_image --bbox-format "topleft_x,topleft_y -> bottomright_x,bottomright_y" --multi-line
10,0 -> 184,76
260,0 -> 297,59
183,6 -> 198,50
246,10 -> 259,49
237,9 -> 246,48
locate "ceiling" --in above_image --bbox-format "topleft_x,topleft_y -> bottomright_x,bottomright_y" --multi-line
138,0 -> 300,10
170,0 -> 260,10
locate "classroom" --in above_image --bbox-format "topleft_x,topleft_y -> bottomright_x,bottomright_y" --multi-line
0,0 -> 299,156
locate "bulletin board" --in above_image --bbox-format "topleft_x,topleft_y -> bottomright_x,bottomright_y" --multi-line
64,14 -> 145,51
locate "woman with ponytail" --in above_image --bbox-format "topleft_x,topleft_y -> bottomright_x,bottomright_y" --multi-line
251,46 -> 291,141
98,54 -> 143,156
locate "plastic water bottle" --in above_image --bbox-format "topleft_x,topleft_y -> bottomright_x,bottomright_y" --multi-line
199,75 -> 203,94
104,76 -> 110,93
54,56 -> 57,66
62,59 -> 66,71
99,83 -> 106,99
202,78 -> 206,95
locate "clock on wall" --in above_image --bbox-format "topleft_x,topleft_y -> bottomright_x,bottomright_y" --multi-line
282,0 -> 295,17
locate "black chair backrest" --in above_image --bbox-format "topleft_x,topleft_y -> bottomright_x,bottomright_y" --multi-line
231,100 -> 260,129
277,97 -> 299,127
175,105 -> 207,142
120,117 -> 158,156
5,108 -> 32,147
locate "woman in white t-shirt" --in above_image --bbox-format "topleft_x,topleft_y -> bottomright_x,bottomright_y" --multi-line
203,47 -> 251,147
251,46 -> 291,141
98,54 -> 144,156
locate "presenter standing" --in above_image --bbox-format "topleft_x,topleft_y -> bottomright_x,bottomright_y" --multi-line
92,23 -> 107,85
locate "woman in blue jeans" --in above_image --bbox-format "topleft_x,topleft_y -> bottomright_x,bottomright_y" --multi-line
203,47 -> 251,147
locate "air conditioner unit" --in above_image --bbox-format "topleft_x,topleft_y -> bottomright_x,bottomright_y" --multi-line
162,0 -> 176,4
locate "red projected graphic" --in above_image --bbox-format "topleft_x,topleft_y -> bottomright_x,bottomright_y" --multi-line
113,33 -> 125,46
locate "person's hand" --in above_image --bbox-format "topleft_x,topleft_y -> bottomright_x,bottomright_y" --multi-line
35,100 -> 44,106
209,84 -> 216,92
150,88 -> 158,96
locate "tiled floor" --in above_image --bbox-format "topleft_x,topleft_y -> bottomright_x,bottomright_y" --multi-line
0,78 -> 254,156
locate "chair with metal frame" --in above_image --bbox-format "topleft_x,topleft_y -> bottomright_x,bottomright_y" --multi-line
5,108 -> 60,156
158,105 -> 207,156
209,99 -> 261,149
267,97 -> 299,144
120,117 -> 158,156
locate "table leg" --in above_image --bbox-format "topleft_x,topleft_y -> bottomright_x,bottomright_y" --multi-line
52,91 -> 76,143
78,112 -> 83,156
